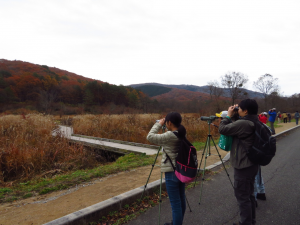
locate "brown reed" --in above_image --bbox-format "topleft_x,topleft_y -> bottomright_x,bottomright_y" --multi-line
0,114 -> 97,183
72,113 -> 219,144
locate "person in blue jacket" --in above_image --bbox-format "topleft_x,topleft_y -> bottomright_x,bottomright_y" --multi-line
268,108 -> 277,135
295,111 -> 300,125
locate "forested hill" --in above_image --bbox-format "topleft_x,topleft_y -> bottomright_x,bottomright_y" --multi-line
0,59 -> 147,112
130,83 -> 264,99
133,84 -> 215,101
134,85 -> 172,97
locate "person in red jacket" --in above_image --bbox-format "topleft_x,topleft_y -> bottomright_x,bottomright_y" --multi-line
258,112 -> 268,124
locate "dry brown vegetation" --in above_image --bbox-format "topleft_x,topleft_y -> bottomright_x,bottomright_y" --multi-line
0,114 -> 98,183
72,113 -> 220,144
0,113 -> 219,184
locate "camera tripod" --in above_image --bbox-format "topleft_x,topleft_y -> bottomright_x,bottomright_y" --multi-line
193,117 -> 234,205
140,125 -> 192,225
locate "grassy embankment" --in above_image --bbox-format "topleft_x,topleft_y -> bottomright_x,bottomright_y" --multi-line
266,121 -> 282,128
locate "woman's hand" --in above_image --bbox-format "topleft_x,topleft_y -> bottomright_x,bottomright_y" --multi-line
227,104 -> 238,117
159,118 -> 165,126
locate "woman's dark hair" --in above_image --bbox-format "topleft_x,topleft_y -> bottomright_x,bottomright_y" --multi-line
165,112 -> 186,138
238,99 -> 258,115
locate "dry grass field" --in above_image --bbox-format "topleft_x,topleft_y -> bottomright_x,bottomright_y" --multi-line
0,113 -> 219,184
0,114 -> 98,183
72,113 -> 220,144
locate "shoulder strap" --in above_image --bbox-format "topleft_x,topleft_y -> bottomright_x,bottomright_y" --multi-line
162,148 -> 176,171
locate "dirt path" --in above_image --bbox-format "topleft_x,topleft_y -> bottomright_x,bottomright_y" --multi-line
274,121 -> 297,133
0,122 -> 297,225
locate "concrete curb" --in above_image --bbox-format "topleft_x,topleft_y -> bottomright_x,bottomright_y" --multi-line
273,124 -> 300,137
44,125 -> 300,225
44,179 -> 165,225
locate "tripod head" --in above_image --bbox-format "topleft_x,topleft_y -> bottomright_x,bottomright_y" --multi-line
201,116 -> 219,136
200,116 -> 218,124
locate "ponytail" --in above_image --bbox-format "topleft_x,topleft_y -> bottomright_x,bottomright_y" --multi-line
177,125 -> 186,139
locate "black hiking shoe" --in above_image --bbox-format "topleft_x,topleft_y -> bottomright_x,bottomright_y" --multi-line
257,193 -> 266,200
164,222 -> 173,225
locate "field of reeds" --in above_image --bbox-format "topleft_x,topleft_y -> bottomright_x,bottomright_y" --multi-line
0,113 -> 220,186
0,114 -> 98,183
72,113 -> 220,144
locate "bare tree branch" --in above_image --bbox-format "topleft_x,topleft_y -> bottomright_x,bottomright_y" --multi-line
221,71 -> 248,104
253,74 -> 279,99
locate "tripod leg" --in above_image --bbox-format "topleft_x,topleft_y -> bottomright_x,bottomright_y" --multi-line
193,136 -> 208,188
158,172 -> 163,225
198,135 -> 210,205
140,146 -> 162,201
211,137 -> 234,188
185,194 -> 192,212
208,135 -> 212,156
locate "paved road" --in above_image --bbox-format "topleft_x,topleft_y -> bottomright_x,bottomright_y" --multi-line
128,128 -> 300,225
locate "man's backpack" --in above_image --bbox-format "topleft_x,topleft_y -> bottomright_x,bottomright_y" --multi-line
244,118 -> 276,166
164,132 -> 198,183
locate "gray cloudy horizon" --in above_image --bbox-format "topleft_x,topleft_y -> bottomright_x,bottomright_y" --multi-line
1,0 -> 299,96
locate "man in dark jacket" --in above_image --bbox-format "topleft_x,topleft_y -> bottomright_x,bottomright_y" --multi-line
219,99 -> 259,225
295,111 -> 300,125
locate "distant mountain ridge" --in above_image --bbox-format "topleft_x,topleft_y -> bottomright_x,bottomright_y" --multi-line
130,83 -> 264,99
134,85 -> 172,97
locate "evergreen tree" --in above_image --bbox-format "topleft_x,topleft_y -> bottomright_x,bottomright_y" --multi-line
5,87 -> 18,102
84,89 -> 94,105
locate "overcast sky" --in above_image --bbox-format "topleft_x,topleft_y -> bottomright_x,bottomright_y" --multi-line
1,0 -> 299,96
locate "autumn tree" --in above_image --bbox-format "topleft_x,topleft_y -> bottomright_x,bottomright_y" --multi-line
0,75 -> 8,89
206,80 -> 225,112
83,89 -> 94,106
206,81 -> 224,99
0,70 -> 12,78
221,71 -> 248,105
14,74 -> 42,101
4,87 -> 18,102
39,88 -> 58,113
290,93 -> 300,109
253,74 -> 279,106
127,88 -> 140,108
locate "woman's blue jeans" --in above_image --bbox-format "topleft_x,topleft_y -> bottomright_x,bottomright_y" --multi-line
165,172 -> 186,225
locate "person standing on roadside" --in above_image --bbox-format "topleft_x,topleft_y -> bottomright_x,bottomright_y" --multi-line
219,99 -> 259,225
147,112 -> 186,225
277,111 -> 281,123
295,111 -> 300,125
287,113 -> 291,122
282,112 -> 288,123
268,108 -> 277,135
258,112 -> 267,124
